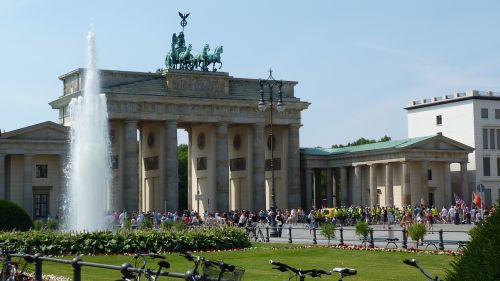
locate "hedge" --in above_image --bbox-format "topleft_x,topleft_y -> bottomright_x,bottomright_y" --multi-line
0,226 -> 250,255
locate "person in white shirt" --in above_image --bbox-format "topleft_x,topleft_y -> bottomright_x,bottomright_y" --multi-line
440,207 -> 448,224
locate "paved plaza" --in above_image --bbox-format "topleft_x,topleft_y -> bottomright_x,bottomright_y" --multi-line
255,223 -> 474,250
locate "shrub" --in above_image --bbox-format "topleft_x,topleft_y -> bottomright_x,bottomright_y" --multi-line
46,218 -> 59,231
140,218 -> 152,229
320,223 -> 336,245
33,220 -> 44,231
0,200 -> 32,231
173,221 -> 186,231
408,223 -> 426,248
446,199 -> 500,281
162,220 -> 173,230
355,221 -> 369,239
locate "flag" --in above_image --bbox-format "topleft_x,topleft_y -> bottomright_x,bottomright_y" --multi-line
454,193 -> 466,209
473,192 -> 483,208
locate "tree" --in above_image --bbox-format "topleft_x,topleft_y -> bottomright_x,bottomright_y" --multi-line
178,144 -> 188,210
331,135 -> 391,148
446,200 -> 500,281
320,223 -> 336,245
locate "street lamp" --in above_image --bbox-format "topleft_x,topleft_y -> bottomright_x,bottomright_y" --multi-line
258,69 -> 284,237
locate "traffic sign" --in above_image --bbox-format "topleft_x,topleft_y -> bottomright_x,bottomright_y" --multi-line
195,194 -> 203,200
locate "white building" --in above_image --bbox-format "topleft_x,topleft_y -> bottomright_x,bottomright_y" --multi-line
407,90 -> 500,206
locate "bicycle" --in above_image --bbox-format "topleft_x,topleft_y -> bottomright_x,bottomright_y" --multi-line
331,268 -> 357,281
0,253 -> 35,281
174,246 -> 244,281
118,253 -> 169,281
270,260 -> 331,281
245,225 -> 265,242
403,259 -> 443,281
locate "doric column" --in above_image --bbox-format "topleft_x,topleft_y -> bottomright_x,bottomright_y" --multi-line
23,154 -> 33,217
354,165 -> 362,206
443,162 -> 452,207
420,161 -> 429,206
164,121 -> 179,212
369,164 -> 377,206
187,128 -> 193,211
305,168 -> 313,210
252,123 -> 265,210
287,124 -> 301,208
340,166 -> 348,206
314,169 -> 322,208
402,162 -> 411,206
385,163 -> 393,207
124,120 -> 139,211
215,122 -> 229,212
0,154 -> 5,200
326,168 -> 333,207
460,161 -> 468,202
58,153 -> 68,211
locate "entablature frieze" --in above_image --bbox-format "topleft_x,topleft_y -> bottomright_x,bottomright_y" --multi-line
106,99 -> 305,124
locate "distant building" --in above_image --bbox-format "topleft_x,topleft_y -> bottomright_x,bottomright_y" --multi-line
406,90 -> 500,206
300,135 -> 473,209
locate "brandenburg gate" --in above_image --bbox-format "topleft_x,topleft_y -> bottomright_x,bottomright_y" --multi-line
50,68 -> 309,214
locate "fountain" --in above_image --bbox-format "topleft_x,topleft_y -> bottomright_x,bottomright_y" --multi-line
65,30 -> 112,231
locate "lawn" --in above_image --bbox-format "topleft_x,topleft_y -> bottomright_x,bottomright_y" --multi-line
30,243 -> 456,281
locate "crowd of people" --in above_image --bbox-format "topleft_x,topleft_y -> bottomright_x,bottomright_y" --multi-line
104,203 -> 496,232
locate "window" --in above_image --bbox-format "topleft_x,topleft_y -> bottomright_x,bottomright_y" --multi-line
497,129 -> 500,150
144,156 -> 159,171
483,128 -> 489,149
229,157 -> 246,171
436,115 -> 442,125
265,158 -> 281,171
497,158 -> 500,176
197,157 -> 207,170
483,157 -> 491,176
495,109 -> 500,119
33,193 -> 49,219
427,169 -> 432,180
491,129 -> 496,149
481,108 -> 489,118
36,165 -> 48,178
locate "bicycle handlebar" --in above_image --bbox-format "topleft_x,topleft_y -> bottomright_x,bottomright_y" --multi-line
332,268 -> 357,276
402,259 -> 442,281
269,260 -> 331,277
205,260 -> 236,272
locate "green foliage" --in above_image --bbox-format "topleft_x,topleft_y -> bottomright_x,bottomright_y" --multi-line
319,223 -> 336,245
46,218 -> 59,230
331,135 -> 391,148
355,221 -> 369,239
33,220 -> 44,231
446,200 -> 500,281
0,200 -> 32,231
140,218 -> 152,229
0,226 -> 250,255
162,220 -> 173,230
123,219 -> 132,230
178,144 -> 188,210
173,221 -> 186,231
407,223 -> 426,247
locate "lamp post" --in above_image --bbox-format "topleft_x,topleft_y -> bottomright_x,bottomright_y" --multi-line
258,69 -> 284,237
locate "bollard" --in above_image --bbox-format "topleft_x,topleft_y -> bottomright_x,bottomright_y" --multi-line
402,229 -> 408,249
313,227 -> 317,245
339,227 -> 344,246
288,225 -> 292,244
266,226 -> 270,243
439,229 -> 444,251
34,253 -> 43,281
71,257 -> 82,281
369,228 -> 374,248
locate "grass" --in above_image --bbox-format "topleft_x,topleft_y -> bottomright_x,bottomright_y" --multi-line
22,243 -> 456,281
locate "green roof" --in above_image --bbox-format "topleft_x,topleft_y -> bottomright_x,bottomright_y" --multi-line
301,135 -> 435,156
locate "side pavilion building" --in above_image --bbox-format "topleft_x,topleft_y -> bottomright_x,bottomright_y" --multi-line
300,134 -> 473,209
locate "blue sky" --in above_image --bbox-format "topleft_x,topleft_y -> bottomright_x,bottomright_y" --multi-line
2,1 -> 500,147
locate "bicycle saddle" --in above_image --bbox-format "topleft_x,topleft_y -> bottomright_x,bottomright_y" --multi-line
332,268 -> 357,276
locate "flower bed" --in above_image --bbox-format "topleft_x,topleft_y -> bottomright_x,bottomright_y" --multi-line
0,226 -> 250,255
